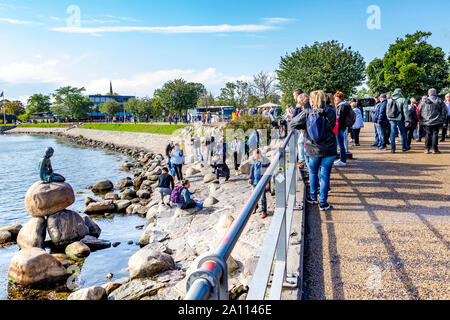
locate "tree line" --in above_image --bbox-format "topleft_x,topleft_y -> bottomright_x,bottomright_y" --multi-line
3,30 -> 449,122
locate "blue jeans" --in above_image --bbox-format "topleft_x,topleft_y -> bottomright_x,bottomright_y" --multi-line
336,130 -> 347,163
252,186 -> 267,213
389,121 -> 408,152
376,124 -> 386,147
298,131 -> 306,163
308,155 -> 335,206
373,123 -> 380,145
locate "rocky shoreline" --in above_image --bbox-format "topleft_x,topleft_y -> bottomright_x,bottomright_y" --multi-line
2,125 -> 282,300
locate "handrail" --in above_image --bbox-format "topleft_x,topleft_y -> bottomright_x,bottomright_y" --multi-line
185,130 -> 299,300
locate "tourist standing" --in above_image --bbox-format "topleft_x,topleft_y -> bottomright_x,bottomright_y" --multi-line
351,102 -> 364,146
334,91 -> 352,167
418,88 -> 447,154
290,90 -> 337,211
157,167 -> 175,203
192,134 -> 203,162
375,94 -> 389,150
406,98 -> 419,148
170,144 -> 185,182
386,88 -> 409,153
230,136 -> 245,175
372,95 -> 381,147
248,149 -> 271,219
441,93 -> 450,142
247,129 -> 260,158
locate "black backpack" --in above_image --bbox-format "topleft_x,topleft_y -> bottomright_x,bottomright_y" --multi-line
387,99 -> 400,118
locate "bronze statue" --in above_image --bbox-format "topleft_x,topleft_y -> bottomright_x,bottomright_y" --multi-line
39,147 -> 65,184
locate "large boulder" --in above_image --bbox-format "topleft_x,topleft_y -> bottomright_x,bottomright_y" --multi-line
80,235 -> 111,251
67,286 -> 106,300
139,227 -> 169,247
25,182 -> 75,217
136,190 -> 151,199
116,177 -> 133,190
134,176 -> 147,190
47,210 -> 89,247
65,241 -> 91,259
203,173 -> 216,184
204,196 -> 219,206
216,214 -> 235,230
78,213 -> 101,238
186,168 -> 200,177
104,193 -> 119,201
120,188 -> 137,200
92,180 -> 114,193
8,248 -> 67,288
115,200 -> 132,212
84,200 -> 117,215
108,279 -> 164,300
17,217 -> 47,249
0,224 -> 22,241
0,231 -> 12,244
128,245 -> 175,280
239,160 -> 252,175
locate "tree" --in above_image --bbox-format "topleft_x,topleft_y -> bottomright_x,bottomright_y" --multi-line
99,99 -> 122,115
2,101 -> 26,116
154,79 -> 205,115
366,31 -> 449,97
198,91 -> 215,107
247,95 -> 261,107
277,40 -> 366,101
252,71 -> 277,102
217,82 -> 238,107
151,97 -> 164,120
125,97 -> 153,120
356,87 -> 370,98
235,80 -> 252,107
26,94 -> 51,114
52,86 -> 93,119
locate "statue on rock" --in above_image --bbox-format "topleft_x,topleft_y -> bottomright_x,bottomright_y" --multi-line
39,147 -> 65,184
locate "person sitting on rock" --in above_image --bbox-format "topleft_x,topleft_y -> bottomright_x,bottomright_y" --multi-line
157,167 -> 175,203
39,147 -> 65,184
210,156 -> 230,182
178,180 -> 202,209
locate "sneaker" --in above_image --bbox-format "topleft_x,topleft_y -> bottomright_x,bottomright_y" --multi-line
371,143 -> 378,147
235,172 -> 239,176
305,195 -> 318,205
378,147 -> 387,151
319,203 -> 332,211
424,149 -> 431,154
333,160 -> 347,167
433,150 -> 441,154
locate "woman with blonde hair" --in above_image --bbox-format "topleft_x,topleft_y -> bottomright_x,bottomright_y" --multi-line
290,90 -> 337,211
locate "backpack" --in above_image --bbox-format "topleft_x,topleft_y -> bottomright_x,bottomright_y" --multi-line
307,111 -> 326,142
344,107 -> 356,128
170,186 -> 186,208
387,99 -> 400,118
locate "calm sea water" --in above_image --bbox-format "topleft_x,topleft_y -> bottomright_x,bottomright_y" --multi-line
0,134 -> 146,300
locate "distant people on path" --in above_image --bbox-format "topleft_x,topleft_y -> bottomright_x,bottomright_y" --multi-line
372,95 -> 381,147
334,91 -> 352,167
291,90 -> 337,211
418,88 -> 447,154
205,134 -> 215,164
375,94 -> 389,150
247,129 -> 260,158
157,167 -> 175,203
387,88 -> 410,153
230,135 -> 245,175
170,143 -> 185,182
406,98 -> 419,148
351,101 -> 364,146
192,134 -> 203,162
248,149 -> 271,219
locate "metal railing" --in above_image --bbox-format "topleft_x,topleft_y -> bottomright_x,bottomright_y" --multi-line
185,129 -> 301,300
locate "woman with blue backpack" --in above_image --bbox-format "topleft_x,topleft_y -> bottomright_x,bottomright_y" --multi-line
290,90 -> 337,211
170,143 -> 185,182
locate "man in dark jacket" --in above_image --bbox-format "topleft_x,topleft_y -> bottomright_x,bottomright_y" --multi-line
334,91 -> 351,166
165,141 -> 174,159
372,95 -> 381,147
418,88 -> 447,154
405,98 -> 419,148
157,167 -> 175,202
376,94 -> 389,150
387,88 -> 410,153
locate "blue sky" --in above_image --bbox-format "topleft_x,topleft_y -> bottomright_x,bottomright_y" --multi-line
0,0 -> 449,102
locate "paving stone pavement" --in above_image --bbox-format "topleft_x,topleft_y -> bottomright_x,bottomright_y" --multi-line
302,126 -> 449,300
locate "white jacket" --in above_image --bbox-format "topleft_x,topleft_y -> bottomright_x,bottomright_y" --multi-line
352,108 -> 365,129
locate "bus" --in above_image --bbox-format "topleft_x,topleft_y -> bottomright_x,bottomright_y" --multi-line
189,106 -> 236,121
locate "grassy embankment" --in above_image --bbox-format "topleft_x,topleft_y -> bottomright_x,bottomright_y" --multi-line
80,123 -> 188,135
16,124 -> 69,128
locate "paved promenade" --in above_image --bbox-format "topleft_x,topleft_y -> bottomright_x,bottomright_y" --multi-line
303,125 -> 449,300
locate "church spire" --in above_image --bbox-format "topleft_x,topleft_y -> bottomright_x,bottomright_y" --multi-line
109,81 -> 113,95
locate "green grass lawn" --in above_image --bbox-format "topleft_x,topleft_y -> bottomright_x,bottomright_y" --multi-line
80,123 -> 188,135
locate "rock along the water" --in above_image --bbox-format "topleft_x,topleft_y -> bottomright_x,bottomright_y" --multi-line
25,182 -> 75,217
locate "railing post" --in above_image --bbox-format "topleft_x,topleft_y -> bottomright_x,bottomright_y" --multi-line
275,146 -> 287,277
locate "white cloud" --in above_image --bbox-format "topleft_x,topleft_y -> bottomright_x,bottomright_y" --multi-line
50,24 -> 278,35
0,3 -> 30,10
263,17 -> 298,24
0,60 -> 63,83
0,17 -> 41,25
